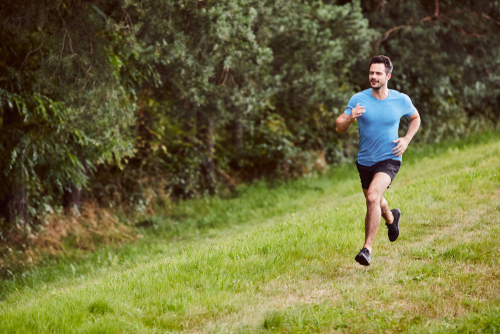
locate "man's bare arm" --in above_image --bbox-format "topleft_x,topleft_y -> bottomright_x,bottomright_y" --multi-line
336,103 -> 365,133
404,111 -> 421,142
336,114 -> 353,133
392,110 -> 421,157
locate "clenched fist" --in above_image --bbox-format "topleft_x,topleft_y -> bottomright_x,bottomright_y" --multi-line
349,103 -> 365,122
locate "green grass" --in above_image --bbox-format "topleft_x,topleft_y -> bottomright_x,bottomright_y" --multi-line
1,132 -> 500,333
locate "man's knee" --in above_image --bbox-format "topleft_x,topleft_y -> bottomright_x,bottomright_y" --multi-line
366,192 -> 381,206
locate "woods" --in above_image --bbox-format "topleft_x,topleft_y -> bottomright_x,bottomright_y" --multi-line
1,0 -> 499,232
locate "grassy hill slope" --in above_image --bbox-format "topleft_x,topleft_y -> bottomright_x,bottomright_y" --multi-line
1,135 -> 500,333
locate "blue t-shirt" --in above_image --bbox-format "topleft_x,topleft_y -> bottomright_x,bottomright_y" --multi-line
344,89 -> 416,166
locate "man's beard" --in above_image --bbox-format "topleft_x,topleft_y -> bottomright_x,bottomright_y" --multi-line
371,81 -> 382,90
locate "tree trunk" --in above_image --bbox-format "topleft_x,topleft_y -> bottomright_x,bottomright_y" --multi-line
62,153 -> 86,211
6,171 -> 28,229
182,105 -> 194,142
136,89 -> 154,159
232,110 -> 243,149
63,175 -> 83,211
229,110 -> 243,171
137,108 -> 153,159
3,107 -> 28,229
63,184 -> 81,211
197,110 -> 215,195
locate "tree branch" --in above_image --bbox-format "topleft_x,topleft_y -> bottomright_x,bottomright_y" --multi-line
1,1 -> 62,25
481,13 -> 500,26
455,25 -> 486,38
374,25 -> 409,53
448,9 -> 500,26
373,0 -> 500,53
20,40 -> 44,70
60,29 -> 67,59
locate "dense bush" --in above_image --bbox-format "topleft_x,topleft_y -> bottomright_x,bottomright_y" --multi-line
0,1 -> 135,230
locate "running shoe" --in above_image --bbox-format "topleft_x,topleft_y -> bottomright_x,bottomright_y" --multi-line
386,208 -> 401,242
355,248 -> 371,266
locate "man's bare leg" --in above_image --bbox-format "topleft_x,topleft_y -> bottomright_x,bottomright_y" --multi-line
381,196 -> 394,224
363,190 -> 394,225
362,172 -> 392,253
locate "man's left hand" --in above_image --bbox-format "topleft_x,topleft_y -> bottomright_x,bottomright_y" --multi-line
392,137 -> 410,157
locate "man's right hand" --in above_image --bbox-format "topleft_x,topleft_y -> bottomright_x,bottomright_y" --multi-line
349,103 -> 365,122
335,103 -> 366,133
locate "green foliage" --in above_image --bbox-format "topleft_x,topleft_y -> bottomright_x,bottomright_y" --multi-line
0,0 -> 135,225
233,0 -> 376,175
87,0 -> 375,202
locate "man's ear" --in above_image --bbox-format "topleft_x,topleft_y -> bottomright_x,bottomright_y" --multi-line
387,73 -> 392,81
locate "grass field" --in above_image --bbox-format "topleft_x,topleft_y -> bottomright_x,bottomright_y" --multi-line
1,133 -> 500,333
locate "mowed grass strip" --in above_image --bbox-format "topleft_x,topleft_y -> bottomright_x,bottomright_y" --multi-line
0,162 -> 360,301
0,138 -> 500,333
0,132 -> 495,300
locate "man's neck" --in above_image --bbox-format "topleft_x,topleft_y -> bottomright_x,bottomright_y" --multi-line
371,86 -> 390,100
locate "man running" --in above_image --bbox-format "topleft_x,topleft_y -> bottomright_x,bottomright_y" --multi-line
335,55 -> 421,266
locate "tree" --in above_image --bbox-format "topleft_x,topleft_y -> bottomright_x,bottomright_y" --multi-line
0,0 -> 135,228
118,0 -> 275,194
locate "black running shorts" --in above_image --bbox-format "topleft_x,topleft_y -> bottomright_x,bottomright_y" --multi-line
356,159 -> 401,190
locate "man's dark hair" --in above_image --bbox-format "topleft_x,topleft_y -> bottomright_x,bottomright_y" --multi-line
369,55 -> 393,75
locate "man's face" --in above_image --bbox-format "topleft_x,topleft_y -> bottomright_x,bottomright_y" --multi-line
369,63 -> 391,91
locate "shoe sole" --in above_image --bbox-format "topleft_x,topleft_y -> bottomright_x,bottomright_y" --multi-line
355,253 -> 370,266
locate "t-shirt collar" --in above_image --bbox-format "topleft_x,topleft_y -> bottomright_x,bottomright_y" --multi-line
370,88 -> 391,101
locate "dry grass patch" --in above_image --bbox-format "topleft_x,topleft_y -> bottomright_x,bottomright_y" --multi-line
0,203 -> 137,278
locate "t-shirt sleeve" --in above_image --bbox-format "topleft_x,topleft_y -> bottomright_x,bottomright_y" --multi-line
403,94 -> 417,118
344,95 -> 358,116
